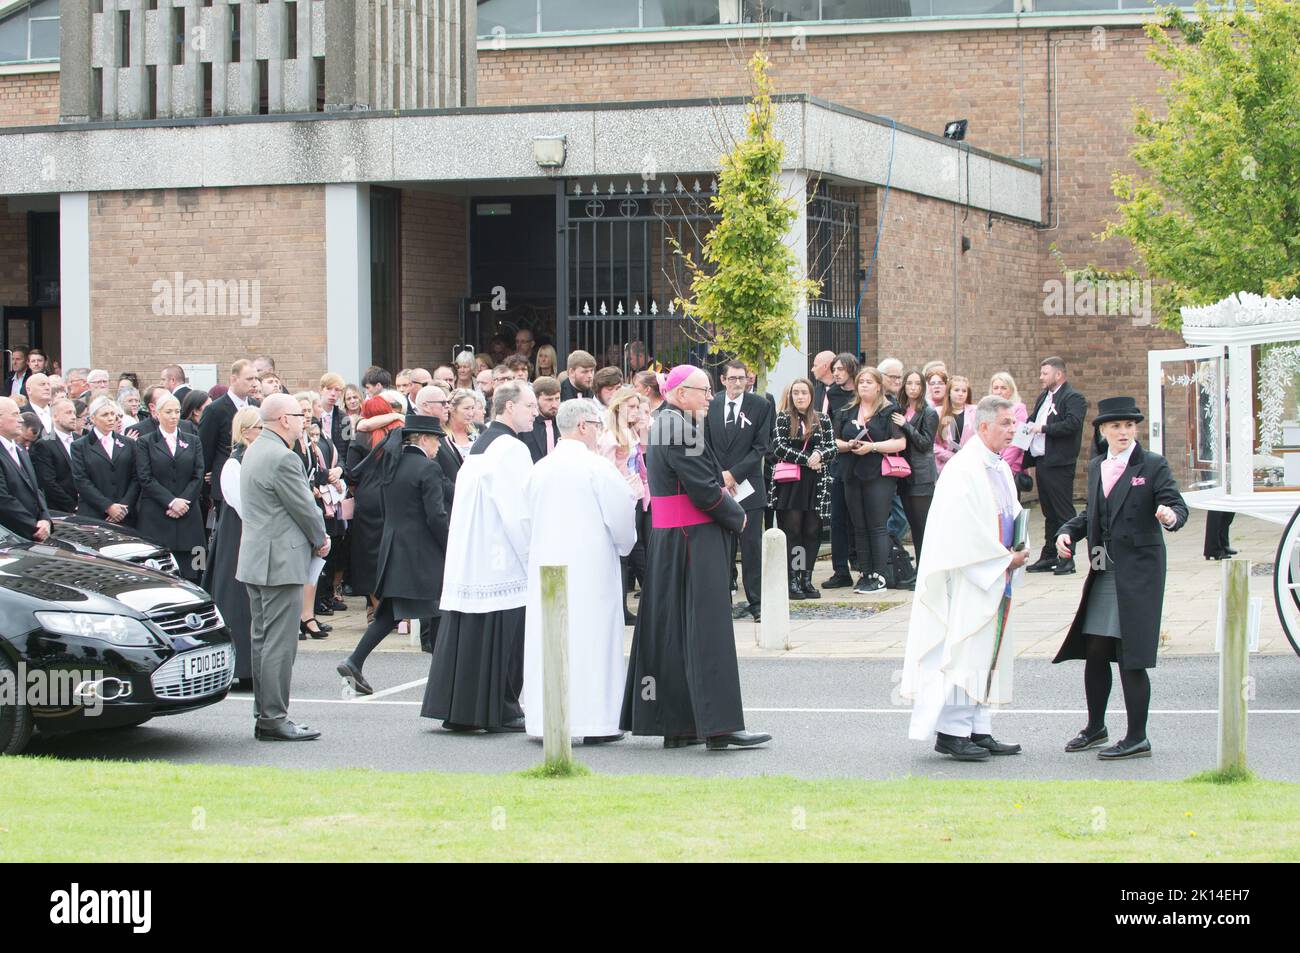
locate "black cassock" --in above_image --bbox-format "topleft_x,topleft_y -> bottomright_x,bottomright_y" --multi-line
621,404 -> 747,739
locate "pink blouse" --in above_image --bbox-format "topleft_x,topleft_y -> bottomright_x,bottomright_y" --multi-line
1001,401 -> 1029,473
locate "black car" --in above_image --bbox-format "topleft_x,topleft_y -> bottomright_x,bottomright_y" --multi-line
47,513 -> 182,577
0,526 -> 232,755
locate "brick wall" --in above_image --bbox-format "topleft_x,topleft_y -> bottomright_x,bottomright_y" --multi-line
88,185 -> 327,391
0,203 -> 26,306
399,188 -> 468,370
480,26 -> 1185,491
0,70 -> 60,127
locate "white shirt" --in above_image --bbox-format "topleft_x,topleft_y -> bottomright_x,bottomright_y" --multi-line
0,435 -> 22,469
55,427 -> 75,454
229,392 -> 248,410
1029,385 -> 1060,458
30,401 -> 52,435
725,397 -> 741,424
162,428 -> 178,455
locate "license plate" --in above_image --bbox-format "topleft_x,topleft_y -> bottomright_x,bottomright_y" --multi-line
181,647 -> 229,680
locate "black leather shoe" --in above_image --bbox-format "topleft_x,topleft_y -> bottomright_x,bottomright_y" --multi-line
706,730 -> 772,749
1224,548 -> 1239,556
1065,725 -> 1109,752
822,572 -> 854,589
300,618 -> 329,639
749,605 -> 761,623
663,736 -> 704,749
336,660 -> 373,696
1026,557 -> 1057,573
933,732 -> 991,761
255,721 -> 321,741
582,733 -> 624,745
1098,737 -> 1152,760
1053,560 -> 1076,575
314,602 -> 334,616
330,596 -> 348,611
485,717 -> 526,733
731,603 -> 753,620
441,720 -> 477,732
970,733 -> 1021,755
799,572 -> 822,599
789,578 -> 805,599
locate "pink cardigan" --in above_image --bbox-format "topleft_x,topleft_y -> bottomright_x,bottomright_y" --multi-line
597,431 -> 648,506
1000,401 -> 1029,473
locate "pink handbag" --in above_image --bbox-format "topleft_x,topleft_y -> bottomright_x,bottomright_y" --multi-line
773,434 -> 811,482
880,454 -> 912,478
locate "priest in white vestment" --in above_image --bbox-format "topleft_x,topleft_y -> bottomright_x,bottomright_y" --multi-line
521,399 -> 638,742
901,396 -> 1030,761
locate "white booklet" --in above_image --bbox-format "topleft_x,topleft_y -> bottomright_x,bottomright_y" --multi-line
732,479 -> 755,503
1011,424 -> 1035,451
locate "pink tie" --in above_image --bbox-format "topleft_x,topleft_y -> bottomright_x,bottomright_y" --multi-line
1102,456 -> 1125,497
545,419 -> 555,454
102,435 -> 113,460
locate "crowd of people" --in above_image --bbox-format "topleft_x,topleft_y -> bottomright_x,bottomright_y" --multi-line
0,332 -> 1193,759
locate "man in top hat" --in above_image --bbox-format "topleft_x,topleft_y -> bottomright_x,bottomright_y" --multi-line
337,414 -> 450,695
1053,396 -> 1188,760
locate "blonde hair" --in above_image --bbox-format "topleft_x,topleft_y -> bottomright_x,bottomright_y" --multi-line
319,372 -> 346,391
990,371 -> 1021,404
603,386 -> 640,451
535,344 -> 559,378
232,406 -> 263,446
847,367 -> 888,418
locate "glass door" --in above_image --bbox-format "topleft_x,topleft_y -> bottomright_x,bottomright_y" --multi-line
1147,345 -> 1226,500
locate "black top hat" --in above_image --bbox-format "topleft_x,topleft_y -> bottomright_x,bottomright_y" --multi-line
403,415 -> 446,437
1093,396 -> 1144,425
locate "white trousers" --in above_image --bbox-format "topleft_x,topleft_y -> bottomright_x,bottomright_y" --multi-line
935,702 -> 993,737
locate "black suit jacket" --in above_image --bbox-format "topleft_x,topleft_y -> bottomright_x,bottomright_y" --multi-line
520,415 -> 558,464
172,384 -> 192,404
5,371 -> 29,400
198,394 -> 248,503
30,433 -> 78,513
318,405 -> 350,458
127,415 -> 198,442
1026,382 -> 1088,469
1054,442 -> 1188,670
704,391 -> 774,512
134,429 -> 207,551
0,442 -> 51,538
70,430 -> 141,524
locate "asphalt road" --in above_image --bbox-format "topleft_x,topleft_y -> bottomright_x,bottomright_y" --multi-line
25,653 -> 1300,781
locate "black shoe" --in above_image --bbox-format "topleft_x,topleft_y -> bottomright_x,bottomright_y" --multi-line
933,732 -> 991,761
663,736 -> 704,749
336,659 -> 373,696
891,576 -> 916,591
300,618 -> 329,640
329,597 -> 348,611
1026,557 -> 1057,573
1098,737 -> 1151,760
1053,560 -> 1076,575
822,572 -> 854,589
1224,547 -> 1239,556
314,602 -> 334,616
853,574 -> 885,594
1065,725 -> 1109,752
441,720 -> 477,732
706,730 -> 772,749
970,733 -> 1021,755
731,603 -> 753,620
582,733 -> 624,745
799,572 -> 822,599
749,604 -> 761,623
255,721 -> 321,742
485,716 -> 526,734
789,578 -> 805,599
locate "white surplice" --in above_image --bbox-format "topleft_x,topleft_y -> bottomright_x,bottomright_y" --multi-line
439,430 -> 533,614
901,437 -> 1027,740
520,439 -> 637,738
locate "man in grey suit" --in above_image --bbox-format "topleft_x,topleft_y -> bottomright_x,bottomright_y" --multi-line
237,393 -> 330,741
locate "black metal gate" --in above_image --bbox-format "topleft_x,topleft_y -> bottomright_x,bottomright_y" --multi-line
807,182 -> 861,360
555,176 -> 860,378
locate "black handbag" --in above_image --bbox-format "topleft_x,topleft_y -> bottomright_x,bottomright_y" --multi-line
1015,470 -> 1033,493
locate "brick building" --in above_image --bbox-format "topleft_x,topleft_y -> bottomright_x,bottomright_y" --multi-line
0,0 -> 1189,485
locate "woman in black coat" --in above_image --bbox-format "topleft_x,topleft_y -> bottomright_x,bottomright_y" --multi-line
337,417 -> 450,695
769,377 -> 836,600
1053,397 -> 1188,761
70,397 -> 140,528
892,370 -> 939,561
833,368 -> 906,593
134,394 -> 206,582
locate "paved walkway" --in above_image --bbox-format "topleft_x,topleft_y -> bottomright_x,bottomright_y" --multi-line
302,507 -> 1298,661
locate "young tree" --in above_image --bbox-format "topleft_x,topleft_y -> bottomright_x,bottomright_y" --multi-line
674,50 -> 820,390
1092,0 -> 1300,328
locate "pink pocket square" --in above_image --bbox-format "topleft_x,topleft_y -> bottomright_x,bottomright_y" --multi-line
1130,476 -> 1146,486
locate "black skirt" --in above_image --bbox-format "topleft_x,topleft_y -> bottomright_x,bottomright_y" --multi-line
201,504 -> 252,680
421,608 -> 524,729
772,464 -> 818,512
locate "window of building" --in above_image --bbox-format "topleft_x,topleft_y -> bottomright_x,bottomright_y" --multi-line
0,0 -> 61,65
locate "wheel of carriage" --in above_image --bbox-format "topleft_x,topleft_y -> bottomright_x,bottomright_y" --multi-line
1271,504 -> 1300,657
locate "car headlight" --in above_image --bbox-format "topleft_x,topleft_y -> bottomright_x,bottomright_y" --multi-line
34,612 -> 159,647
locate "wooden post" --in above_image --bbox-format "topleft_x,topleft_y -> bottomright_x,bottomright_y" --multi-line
540,564 -> 572,769
1217,558 -> 1249,773
759,527 -> 789,650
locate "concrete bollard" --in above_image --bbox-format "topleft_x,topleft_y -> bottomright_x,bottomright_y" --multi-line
759,527 -> 789,651
540,564 -> 572,769
1217,558 -> 1250,773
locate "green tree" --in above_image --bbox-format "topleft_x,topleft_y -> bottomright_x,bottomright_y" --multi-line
1094,0 -> 1300,328
673,50 -> 820,390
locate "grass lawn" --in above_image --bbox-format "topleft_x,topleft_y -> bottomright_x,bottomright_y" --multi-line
1,757 -> 1296,862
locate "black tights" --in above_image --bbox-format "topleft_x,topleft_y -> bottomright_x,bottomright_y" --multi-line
350,598 -> 397,671
1084,635 -> 1151,743
901,493 -> 932,560
777,509 -> 823,574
